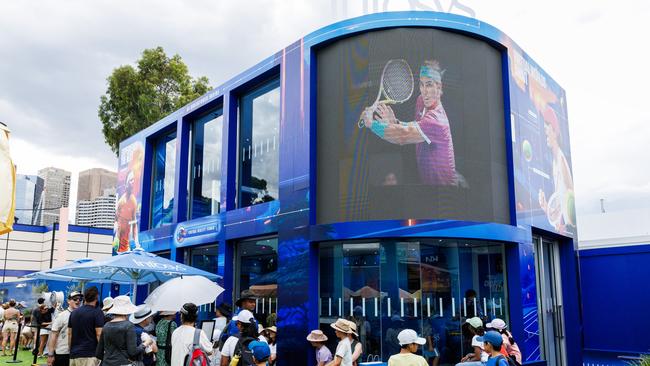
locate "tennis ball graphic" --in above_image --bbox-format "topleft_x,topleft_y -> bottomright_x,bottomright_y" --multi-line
522,140 -> 532,162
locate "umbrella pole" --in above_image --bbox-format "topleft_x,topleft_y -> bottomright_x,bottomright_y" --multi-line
132,280 -> 137,303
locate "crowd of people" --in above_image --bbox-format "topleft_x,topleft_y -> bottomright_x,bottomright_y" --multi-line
0,288 -> 522,366
0,288 -> 276,366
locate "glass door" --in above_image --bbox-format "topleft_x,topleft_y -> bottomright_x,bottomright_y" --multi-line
534,235 -> 567,366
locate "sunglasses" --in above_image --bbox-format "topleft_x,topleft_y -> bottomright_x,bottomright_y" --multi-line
71,297 -> 83,302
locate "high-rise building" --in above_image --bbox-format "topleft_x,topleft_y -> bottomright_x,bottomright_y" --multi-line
14,174 -> 44,225
76,168 -> 117,202
76,190 -> 116,229
38,167 -> 71,226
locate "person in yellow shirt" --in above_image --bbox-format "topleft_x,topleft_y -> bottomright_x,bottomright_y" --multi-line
387,329 -> 428,366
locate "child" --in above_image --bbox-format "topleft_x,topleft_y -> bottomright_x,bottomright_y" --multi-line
387,329 -> 428,366
307,329 -> 333,366
478,331 -> 509,366
486,319 -> 522,365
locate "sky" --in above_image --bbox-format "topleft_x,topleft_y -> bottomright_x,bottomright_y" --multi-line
1,0 -> 649,239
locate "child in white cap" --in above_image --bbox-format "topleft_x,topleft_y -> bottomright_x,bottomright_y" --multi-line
387,329 -> 428,366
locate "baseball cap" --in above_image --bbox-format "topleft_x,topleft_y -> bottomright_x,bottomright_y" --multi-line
248,341 -> 271,361
486,318 -> 507,330
466,317 -> 483,329
397,329 -> 426,346
477,330 -> 503,348
237,309 -> 255,324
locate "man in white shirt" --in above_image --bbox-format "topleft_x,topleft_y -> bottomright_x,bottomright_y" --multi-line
325,318 -> 353,366
220,310 -> 256,366
47,291 -> 81,366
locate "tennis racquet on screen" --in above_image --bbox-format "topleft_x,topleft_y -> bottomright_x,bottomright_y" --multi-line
358,59 -> 414,128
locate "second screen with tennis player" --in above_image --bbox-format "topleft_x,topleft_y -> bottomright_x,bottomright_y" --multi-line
316,28 -> 510,224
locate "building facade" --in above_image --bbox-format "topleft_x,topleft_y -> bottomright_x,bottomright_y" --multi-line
0,223 -> 113,283
76,193 -> 117,229
118,12 -> 582,366
14,174 -> 44,225
77,168 -> 117,202
38,167 -> 71,225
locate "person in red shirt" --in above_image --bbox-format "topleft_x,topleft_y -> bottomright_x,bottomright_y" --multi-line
115,172 -> 139,252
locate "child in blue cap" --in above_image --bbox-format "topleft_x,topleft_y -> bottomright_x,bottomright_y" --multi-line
248,340 -> 271,366
477,331 -> 510,366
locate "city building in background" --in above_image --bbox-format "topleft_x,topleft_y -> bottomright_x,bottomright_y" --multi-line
77,168 -> 117,202
118,12 -> 583,365
76,188 -> 117,229
14,174 -> 44,225
38,167 -> 71,225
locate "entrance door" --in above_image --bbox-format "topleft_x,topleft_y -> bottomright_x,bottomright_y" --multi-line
533,236 -> 567,366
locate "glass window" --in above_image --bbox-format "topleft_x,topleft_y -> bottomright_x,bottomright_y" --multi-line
151,131 -> 177,228
236,237 -> 278,326
319,239 -> 508,363
239,79 -> 280,208
190,110 -> 223,219
190,244 -> 219,273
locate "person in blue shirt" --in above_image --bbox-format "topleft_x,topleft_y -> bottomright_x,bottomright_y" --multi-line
130,305 -> 158,366
477,331 -> 509,366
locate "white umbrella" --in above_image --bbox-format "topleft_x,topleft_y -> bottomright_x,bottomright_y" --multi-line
144,275 -> 224,312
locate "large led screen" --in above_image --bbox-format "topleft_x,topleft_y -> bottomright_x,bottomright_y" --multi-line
317,28 -> 510,224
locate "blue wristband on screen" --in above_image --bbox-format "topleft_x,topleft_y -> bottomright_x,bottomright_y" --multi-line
370,120 -> 386,138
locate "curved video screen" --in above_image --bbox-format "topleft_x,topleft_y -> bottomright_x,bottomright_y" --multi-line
316,28 -> 510,224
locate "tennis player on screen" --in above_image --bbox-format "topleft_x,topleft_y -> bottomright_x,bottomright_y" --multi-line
361,60 -> 458,186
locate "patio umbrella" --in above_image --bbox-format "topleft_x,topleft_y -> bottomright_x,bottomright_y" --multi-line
48,248 -> 220,300
144,275 -> 224,312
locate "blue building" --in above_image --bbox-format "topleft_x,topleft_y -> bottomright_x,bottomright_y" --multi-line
118,12 -> 582,365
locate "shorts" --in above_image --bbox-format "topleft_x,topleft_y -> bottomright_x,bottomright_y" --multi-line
70,357 -> 100,366
2,320 -> 18,333
39,329 -> 50,336
54,354 -> 70,366
424,348 -> 440,358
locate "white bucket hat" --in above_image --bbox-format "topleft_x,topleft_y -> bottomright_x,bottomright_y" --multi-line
107,295 -> 138,315
102,297 -> 114,311
130,304 -> 155,324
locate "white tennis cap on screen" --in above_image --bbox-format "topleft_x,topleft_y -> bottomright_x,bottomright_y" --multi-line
397,329 -> 426,346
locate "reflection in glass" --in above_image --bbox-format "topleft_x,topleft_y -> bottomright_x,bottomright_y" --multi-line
236,237 -> 278,327
190,244 -> 219,273
151,132 -> 176,228
190,110 -> 223,219
319,239 -> 508,364
239,79 -> 280,207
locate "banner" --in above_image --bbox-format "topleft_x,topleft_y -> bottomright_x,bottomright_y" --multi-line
113,140 -> 145,254
0,123 -> 16,235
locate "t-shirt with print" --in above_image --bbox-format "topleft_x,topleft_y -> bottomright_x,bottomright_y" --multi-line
487,355 -> 510,366
68,304 -> 105,358
388,353 -> 429,366
316,345 -> 333,364
334,337 -> 353,366
51,309 -> 72,355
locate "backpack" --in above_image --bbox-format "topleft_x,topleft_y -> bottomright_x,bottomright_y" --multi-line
184,329 -> 211,366
230,336 -> 256,366
495,354 -> 520,366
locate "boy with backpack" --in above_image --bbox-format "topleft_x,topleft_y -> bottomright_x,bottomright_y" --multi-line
477,331 -> 517,366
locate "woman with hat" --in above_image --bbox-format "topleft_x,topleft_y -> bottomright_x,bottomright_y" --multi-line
156,310 -> 177,366
325,318 -> 353,366
486,318 -> 521,365
261,326 -> 277,365
130,305 -> 159,366
307,329 -> 332,366
345,321 -> 363,366
96,296 -> 150,366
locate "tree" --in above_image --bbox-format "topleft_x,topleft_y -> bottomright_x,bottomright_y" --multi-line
99,47 -> 210,154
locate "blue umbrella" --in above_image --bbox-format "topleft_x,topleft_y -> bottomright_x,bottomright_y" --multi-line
22,257 -> 131,287
48,248 -> 220,300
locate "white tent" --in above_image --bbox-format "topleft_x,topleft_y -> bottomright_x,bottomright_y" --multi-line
0,122 -> 15,235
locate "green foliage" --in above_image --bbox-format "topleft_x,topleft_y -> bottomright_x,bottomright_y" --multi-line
99,47 -> 211,154
31,282 -> 48,295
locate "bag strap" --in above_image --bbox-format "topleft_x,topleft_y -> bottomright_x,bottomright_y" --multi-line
193,328 -> 201,347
